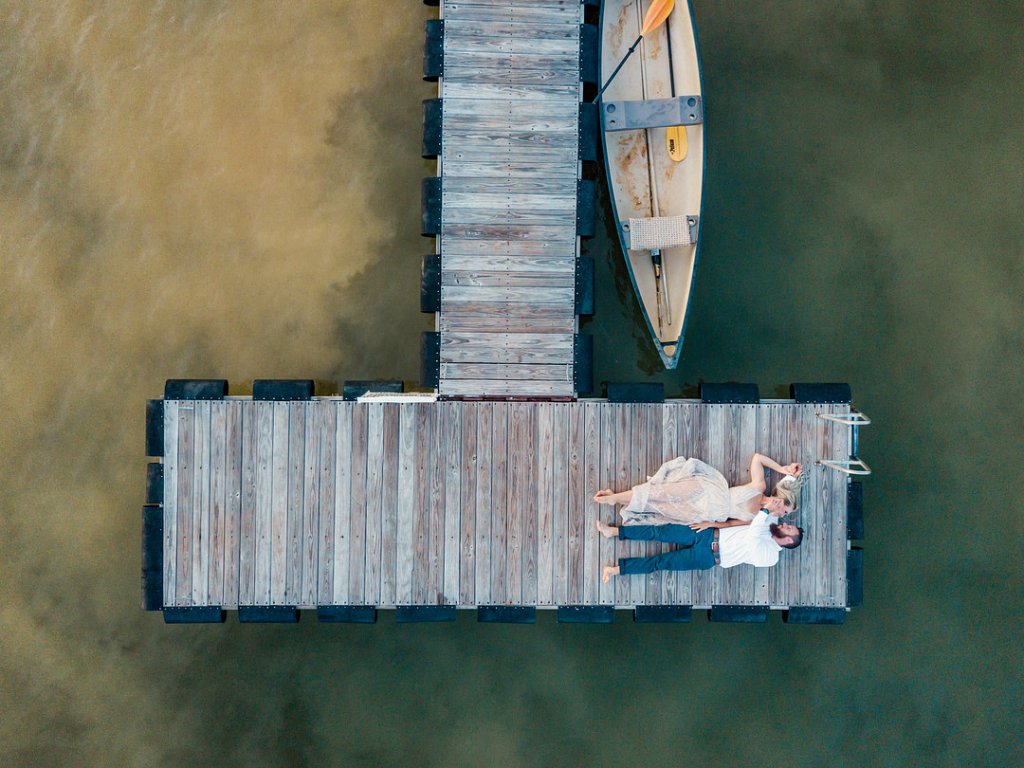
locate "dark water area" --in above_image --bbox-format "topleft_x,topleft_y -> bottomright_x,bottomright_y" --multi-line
1,2 -> 1020,766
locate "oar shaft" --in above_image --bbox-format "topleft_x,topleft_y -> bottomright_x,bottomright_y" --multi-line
592,34 -> 642,103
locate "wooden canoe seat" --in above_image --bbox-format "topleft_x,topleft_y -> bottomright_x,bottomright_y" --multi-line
601,95 -> 704,132
623,214 -> 699,250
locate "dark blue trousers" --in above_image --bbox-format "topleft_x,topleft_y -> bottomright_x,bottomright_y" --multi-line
618,525 -> 717,574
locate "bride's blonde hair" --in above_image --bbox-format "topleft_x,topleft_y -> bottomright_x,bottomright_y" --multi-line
773,473 -> 807,510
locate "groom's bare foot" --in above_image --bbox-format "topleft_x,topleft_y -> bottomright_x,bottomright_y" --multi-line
594,489 -> 615,505
595,520 -> 618,539
601,565 -> 620,583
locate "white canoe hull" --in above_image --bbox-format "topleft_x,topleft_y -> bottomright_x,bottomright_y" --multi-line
600,0 -> 705,369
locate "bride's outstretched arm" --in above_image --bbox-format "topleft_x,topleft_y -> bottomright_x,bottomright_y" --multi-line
748,453 -> 802,488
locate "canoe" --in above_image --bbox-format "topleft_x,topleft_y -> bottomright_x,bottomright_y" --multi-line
599,0 -> 705,369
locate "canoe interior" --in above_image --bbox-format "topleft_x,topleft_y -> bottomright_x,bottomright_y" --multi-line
600,0 -> 704,368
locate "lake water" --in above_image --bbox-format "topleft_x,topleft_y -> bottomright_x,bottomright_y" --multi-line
1,2 -> 1020,765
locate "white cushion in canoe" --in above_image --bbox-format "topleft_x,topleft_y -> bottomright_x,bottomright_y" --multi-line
626,215 -> 697,250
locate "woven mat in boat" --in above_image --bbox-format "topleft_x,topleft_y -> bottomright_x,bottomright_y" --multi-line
628,215 -> 693,250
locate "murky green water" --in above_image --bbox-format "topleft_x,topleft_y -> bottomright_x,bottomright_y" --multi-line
1,2 -> 1020,765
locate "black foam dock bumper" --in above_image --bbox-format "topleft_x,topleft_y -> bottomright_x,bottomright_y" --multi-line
422,98 -> 442,158
790,382 -> 852,404
145,399 -> 164,457
574,334 -> 593,395
164,379 -> 228,400
252,379 -> 314,401
848,481 -> 864,540
557,605 -> 614,624
423,19 -> 443,80
575,256 -> 594,315
141,507 -> 163,611
847,548 -> 864,607
579,23 -> 599,86
782,607 -> 847,625
421,176 -> 442,237
317,606 -> 378,624
634,605 -> 692,623
477,606 -> 536,624
396,605 -> 457,623
421,254 -> 441,313
708,605 -> 769,623
163,607 -> 226,624
699,382 -> 759,404
576,179 -> 596,237
421,332 -> 441,390
607,382 -> 665,403
238,606 -> 300,623
579,102 -> 599,163
145,462 -> 163,505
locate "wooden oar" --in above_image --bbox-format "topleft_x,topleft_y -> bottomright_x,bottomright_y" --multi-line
664,14 -> 687,162
592,0 -> 676,103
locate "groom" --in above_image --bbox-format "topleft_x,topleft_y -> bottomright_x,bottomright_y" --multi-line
597,509 -> 803,582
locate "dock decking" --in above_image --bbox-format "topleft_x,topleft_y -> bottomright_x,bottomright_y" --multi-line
160,398 -> 851,611
431,0 -> 585,397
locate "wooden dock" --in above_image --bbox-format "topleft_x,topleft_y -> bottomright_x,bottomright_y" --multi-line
159,398 -> 852,611
429,0 -> 586,397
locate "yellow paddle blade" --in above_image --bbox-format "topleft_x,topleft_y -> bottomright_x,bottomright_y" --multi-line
640,0 -> 676,37
666,125 -> 688,162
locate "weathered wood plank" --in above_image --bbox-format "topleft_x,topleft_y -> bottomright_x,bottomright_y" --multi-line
163,402 -> 179,607
443,175 -> 576,198
566,402 -> 586,604
439,50 -> 580,73
192,401 -> 210,606
379,403 -> 401,607
348,404 -> 369,604
442,271 -> 575,290
440,362 -> 572,382
440,222 -> 577,243
316,402 -> 337,605
332,403 -> 353,604
629,404 -> 646,607
427,402 -> 447,604
474,404 -> 493,604
444,4 -> 579,25
413,404 -> 434,604
582,402 -> 601,604
643,404 -> 666,606
597,403 -> 616,606
459,404 -> 478,605
174,403 -> 195,605
489,403 -> 510,604
253,401 -> 274,605
550,403 -> 569,605
223,401 -> 243,608
268,403 -> 290,604
442,285 -> 575,304
441,81 -> 580,101
207,401 -> 227,606
439,379 -> 577,398
238,402 -> 259,606
529,403 -> 549,606
440,160 -> 578,181
752,404 -> 773,606
443,403 -> 463,604
395,404 -> 417,605
442,18 -> 580,41
363,405 -> 385,606
284,403 -> 305,605
438,311 -> 576,335
300,403 -> 320,608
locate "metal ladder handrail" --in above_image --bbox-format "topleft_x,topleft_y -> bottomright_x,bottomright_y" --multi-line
816,409 -> 873,476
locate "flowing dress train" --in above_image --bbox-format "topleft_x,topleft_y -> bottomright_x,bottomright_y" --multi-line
619,457 -> 761,526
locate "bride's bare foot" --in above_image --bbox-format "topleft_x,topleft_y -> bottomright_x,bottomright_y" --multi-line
595,520 -> 618,539
594,489 -> 615,505
601,565 -> 619,583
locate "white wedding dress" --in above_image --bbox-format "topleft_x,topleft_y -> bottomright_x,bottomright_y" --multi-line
619,457 -> 761,526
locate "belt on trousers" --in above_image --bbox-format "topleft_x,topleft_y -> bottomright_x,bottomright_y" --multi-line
711,529 -> 721,565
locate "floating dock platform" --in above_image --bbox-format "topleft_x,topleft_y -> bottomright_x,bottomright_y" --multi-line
144,385 -> 864,624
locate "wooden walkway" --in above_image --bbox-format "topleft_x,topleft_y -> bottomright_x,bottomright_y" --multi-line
161,399 -> 851,610
432,0 -> 584,397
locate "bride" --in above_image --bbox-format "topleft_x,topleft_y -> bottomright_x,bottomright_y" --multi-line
594,453 -> 804,526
